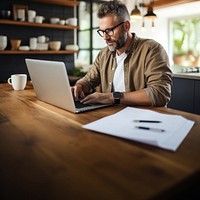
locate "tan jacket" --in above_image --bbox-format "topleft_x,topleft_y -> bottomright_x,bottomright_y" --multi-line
78,33 -> 172,106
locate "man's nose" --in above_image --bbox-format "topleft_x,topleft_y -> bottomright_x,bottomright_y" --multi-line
103,32 -> 110,40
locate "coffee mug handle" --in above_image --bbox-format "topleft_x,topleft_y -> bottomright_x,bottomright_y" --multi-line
8,77 -> 12,85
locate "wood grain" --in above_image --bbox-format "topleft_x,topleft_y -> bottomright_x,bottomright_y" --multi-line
0,83 -> 200,200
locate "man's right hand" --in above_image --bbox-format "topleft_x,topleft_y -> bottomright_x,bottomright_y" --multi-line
71,84 -> 86,101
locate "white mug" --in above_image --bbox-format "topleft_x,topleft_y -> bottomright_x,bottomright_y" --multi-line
29,37 -> 37,50
37,35 -> 46,43
7,74 -> 27,90
0,35 -> 7,50
59,19 -> 65,25
35,16 -> 44,23
28,10 -> 36,22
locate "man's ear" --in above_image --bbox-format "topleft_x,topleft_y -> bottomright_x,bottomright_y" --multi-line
124,21 -> 131,31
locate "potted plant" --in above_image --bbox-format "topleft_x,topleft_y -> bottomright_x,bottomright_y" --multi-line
172,21 -> 187,66
68,66 -> 87,86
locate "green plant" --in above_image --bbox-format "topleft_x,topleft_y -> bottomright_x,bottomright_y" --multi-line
68,66 -> 87,77
173,32 -> 186,55
173,21 -> 186,55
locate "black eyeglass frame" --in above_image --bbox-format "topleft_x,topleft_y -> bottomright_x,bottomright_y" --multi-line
97,21 -> 125,37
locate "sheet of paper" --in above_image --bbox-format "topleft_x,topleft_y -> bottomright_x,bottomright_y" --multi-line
83,107 -> 195,151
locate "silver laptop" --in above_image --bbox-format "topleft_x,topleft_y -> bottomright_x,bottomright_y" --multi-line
25,58 -> 110,113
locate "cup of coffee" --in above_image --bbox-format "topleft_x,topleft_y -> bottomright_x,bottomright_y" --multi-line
7,74 -> 27,90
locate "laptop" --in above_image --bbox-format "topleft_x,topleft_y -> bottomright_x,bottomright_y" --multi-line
25,58 -> 110,113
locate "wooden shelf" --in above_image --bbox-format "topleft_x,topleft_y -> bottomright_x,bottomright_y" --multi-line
28,0 -> 80,6
0,50 -> 79,54
0,19 -> 79,30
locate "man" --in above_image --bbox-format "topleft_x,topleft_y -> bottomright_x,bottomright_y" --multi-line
72,0 -> 172,107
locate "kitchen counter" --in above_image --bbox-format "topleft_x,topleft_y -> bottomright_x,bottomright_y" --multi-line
171,65 -> 200,80
173,72 -> 200,80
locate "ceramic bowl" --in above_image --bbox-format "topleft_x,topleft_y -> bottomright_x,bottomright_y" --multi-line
49,41 -> 61,51
50,17 -> 60,24
10,39 -> 21,50
18,46 -> 30,51
59,20 -> 65,25
65,44 -> 79,51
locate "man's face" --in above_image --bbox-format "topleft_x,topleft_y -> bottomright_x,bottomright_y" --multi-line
99,15 -> 127,52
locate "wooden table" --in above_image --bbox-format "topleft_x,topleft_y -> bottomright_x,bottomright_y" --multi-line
0,83 -> 200,200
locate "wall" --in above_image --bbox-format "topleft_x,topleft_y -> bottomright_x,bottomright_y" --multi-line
0,0 -> 75,83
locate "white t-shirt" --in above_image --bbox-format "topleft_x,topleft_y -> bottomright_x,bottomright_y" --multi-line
113,52 -> 127,92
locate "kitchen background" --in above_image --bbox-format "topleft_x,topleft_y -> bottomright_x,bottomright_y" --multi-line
0,0 -> 77,82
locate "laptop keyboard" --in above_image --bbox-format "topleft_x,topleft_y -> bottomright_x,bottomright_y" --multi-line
75,100 -> 94,108
74,100 -> 110,113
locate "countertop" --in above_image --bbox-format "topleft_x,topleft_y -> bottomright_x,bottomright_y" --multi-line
171,65 -> 200,80
173,73 -> 200,80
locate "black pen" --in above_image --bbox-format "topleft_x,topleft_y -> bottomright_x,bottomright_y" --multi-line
135,126 -> 165,132
133,120 -> 162,123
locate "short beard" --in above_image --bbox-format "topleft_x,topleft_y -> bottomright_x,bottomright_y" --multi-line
108,30 -> 127,52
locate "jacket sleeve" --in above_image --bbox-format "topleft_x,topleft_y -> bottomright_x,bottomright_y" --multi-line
144,42 -> 172,107
76,50 -> 102,92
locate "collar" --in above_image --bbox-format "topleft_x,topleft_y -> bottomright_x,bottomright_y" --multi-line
125,33 -> 138,54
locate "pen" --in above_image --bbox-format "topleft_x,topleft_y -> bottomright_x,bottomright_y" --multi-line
133,120 -> 161,123
135,126 -> 165,132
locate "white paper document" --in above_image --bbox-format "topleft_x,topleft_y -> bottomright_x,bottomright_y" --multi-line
83,107 -> 195,151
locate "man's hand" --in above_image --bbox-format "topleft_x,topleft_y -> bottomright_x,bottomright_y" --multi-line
71,84 -> 85,101
80,92 -> 114,104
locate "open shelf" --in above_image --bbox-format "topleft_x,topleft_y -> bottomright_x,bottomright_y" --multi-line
0,50 -> 79,54
28,0 -> 80,6
0,19 -> 79,30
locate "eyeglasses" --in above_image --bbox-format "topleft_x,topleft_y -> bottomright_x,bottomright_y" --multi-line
97,22 -> 125,37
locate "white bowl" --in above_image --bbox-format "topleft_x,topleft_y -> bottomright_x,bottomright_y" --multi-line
65,18 -> 77,26
49,41 -> 61,51
19,46 -> 30,51
59,20 -> 65,25
65,44 -> 79,51
50,17 -> 60,24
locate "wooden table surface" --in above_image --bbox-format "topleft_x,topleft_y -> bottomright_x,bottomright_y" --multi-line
0,83 -> 200,200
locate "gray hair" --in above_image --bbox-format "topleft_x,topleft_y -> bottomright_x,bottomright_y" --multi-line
97,0 -> 130,21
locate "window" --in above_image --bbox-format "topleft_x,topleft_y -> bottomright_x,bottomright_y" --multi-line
170,16 -> 200,67
76,1 -> 106,68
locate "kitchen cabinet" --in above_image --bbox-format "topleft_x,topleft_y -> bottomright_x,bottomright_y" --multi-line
168,76 -> 200,115
0,0 -> 79,82
194,80 -> 200,114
